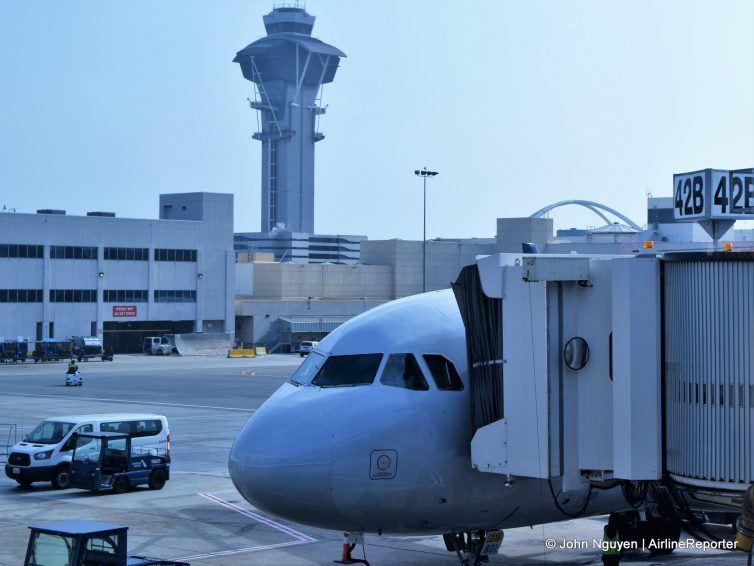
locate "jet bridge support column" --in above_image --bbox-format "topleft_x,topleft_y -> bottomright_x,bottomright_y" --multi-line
611,257 -> 662,480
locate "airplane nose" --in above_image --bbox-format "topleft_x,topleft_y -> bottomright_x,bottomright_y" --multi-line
229,405 -> 334,526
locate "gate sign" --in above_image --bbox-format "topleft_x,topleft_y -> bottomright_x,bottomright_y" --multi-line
674,168 -> 754,221
112,305 -> 137,317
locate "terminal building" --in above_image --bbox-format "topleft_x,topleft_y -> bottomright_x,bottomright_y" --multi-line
234,195 -> 754,352
0,193 -> 235,353
234,231 -> 365,264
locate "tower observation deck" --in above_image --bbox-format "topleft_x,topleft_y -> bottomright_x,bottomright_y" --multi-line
234,4 -> 345,233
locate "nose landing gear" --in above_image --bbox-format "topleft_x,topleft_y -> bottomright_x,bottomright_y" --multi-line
443,530 -> 503,565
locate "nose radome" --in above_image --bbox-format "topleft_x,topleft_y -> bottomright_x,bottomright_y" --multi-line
229,406 -> 335,526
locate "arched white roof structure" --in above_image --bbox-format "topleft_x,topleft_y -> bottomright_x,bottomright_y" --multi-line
529,199 -> 642,231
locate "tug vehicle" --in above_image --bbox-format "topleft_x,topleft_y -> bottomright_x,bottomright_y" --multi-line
69,432 -> 170,493
24,520 -> 188,565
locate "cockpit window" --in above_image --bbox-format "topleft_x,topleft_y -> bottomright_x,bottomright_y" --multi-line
289,351 -> 326,385
423,355 -> 464,391
311,354 -> 383,387
380,353 -> 429,391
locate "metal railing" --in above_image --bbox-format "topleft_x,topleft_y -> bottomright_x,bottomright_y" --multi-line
0,423 -> 18,464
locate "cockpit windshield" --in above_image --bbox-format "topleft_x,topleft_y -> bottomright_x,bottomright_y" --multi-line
289,351 -> 326,385
26,421 -> 74,445
311,353 -> 383,387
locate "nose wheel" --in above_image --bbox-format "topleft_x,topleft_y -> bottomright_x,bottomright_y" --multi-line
443,530 -> 501,565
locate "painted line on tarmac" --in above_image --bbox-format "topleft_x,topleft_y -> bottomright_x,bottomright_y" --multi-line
200,492 -> 316,542
0,392 -> 256,412
176,493 -> 315,561
175,539 -> 309,561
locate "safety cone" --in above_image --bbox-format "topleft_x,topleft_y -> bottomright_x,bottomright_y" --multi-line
333,532 -> 369,565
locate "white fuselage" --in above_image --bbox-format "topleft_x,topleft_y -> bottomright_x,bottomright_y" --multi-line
228,290 -> 629,534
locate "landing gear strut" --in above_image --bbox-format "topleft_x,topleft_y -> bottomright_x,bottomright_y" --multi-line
443,530 -> 501,565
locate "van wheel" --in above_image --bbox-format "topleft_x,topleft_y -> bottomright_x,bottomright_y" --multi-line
16,479 -> 33,488
148,469 -> 167,490
156,349 -> 163,356
51,465 -> 71,489
112,477 -> 129,493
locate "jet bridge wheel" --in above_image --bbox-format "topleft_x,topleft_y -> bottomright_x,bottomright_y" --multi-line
644,518 -> 681,555
610,512 -> 681,556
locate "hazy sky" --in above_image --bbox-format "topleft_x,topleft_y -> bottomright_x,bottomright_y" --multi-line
1,0 -> 752,240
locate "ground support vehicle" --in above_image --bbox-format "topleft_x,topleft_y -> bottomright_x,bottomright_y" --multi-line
1,340 -> 17,362
70,432 -> 170,493
33,340 -> 73,362
24,520 -> 189,566
143,337 -> 172,356
65,372 -> 83,386
5,414 -> 169,489
71,336 -> 103,361
0,340 -> 30,362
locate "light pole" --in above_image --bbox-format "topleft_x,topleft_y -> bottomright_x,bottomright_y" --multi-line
414,167 -> 439,293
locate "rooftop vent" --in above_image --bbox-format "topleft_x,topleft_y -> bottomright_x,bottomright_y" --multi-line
86,211 -> 116,217
36,209 -> 66,215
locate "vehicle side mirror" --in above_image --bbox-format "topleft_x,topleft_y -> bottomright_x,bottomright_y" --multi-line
22,434 -> 28,442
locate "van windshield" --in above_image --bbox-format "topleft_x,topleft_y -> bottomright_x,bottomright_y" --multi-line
27,421 -> 75,444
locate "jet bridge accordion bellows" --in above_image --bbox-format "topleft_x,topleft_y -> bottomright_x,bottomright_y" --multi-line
663,253 -> 754,490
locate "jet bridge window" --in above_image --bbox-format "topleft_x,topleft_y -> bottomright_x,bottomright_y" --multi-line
311,354 -> 383,387
380,353 -> 429,391
423,355 -> 464,391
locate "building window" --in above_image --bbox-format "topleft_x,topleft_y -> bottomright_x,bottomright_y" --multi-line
0,244 -> 44,258
153,290 -> 196,303
49,246 -> 98,260
154,248 -> 197,262
104,247 -> 148,261
49,289 -> 98,302
0,289 -> 43,302
103,290 -> 148,303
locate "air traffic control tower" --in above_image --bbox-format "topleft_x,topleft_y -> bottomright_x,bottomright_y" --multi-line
234,3 -> 345,233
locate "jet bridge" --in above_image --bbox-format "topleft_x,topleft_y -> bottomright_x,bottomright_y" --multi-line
462,251 -> 754,496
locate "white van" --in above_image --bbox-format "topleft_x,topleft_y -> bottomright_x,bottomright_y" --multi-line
143,337 -> 172,355
4,413 -> 169,489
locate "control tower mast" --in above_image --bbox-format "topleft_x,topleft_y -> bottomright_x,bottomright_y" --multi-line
234,2 -> 345,233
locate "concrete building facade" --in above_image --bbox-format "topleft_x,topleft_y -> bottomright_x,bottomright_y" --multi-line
0,193 -> 235,353
234,231 -> 364,264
